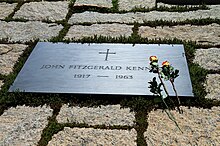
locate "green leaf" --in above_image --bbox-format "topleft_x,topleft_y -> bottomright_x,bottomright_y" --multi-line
154,97 -> 162,103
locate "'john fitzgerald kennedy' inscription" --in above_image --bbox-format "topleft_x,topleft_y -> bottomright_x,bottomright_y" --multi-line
40,64 -> 150,71
9,42 -> 193,96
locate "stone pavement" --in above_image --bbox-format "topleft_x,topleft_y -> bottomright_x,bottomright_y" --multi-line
0,0 -> 219,145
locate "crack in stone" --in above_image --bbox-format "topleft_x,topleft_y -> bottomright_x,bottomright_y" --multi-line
0,48 -> 13,55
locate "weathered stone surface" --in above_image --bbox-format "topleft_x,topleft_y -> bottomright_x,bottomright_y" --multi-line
194,48 -> 220,70
48,127 -> 137,146
0,44 -> 27,75
138,5 -> 220,22
0,80 -> 3,90
0,105 -> 53,146
205,74 -> 220,100
0,21 -> 63,43
57,104 -> 135,126
145,106 -> 220,145
157,2 -> 201,8
65,23 -> 133,40
68,5 -> 220,24
13,1 -> 68,22
74,0 -> 113,8
138,23 -> 220,45
118,0 -> 156,11
0,2 -> 17,19
68,11 -> 137,24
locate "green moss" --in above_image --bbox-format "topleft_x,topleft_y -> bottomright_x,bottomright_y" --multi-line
72,5 -> 114,13
142,18 -> 220,27
112,0 -> 119,12
135,111 -> 148,146
156,4 -> 209,12
119,3 -> 209,13
0,74 -> 6,80
189,63 -> 208,98
50,23 -> 71,42
37,120 -> 64,146
37,102 -> 134,146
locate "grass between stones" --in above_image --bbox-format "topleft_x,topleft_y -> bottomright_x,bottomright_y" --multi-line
4,1 -> 25,22
155,4 -> 209,12
142,18 -> 220,27
0,1 -> 220,145
128,4 -> 209,13
112,0 -> 119,12
37,102 -> 134,146
71,4 -> 210,14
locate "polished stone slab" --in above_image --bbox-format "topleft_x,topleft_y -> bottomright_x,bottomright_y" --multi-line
9,42 -> 193,96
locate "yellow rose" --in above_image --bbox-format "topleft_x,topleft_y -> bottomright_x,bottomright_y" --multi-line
162,61 -> 170,67
149,56 -> 158,62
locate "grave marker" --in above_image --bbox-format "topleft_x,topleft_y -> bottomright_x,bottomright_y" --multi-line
9,42 -> 193,96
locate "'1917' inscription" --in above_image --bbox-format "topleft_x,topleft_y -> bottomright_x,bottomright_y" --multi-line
40,65 -> 143,80
40,64 -> 149,80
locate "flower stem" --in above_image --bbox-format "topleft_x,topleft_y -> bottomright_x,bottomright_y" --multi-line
157,68 -> 183,133
163,108 -> 183,133
170,79 -> 183,114
157,69 -> 169,96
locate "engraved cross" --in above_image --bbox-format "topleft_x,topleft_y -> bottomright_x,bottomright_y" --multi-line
99,49 -> 116,61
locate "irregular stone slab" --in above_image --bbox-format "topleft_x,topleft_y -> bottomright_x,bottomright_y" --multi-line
118,0 -> 156,11
0,44 -> 27,75
57,104 -> 135,126
48,127 -> 137,146
0,21 -> 63,43
0,105 -> 53,146
13,1 -> 68,22
205,74 -> 220,100
139,23 -> 220,45
157,2 -> 202,8
193,48 -> 220,70
0,2 -> 17,19
68,5 -> 220,24
68,11 -> 137,24
74,0 -> 113,8
65,23 -> 133,40
138,5 -> 220,22
145,106 -> 220,145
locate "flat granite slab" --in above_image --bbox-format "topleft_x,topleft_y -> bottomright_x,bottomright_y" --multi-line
0,2 -> 17,19
65,23 -> 133,40
145,106 -> 220,145
0,44 -> 28,75
118,0 -> 156,11
0,21 -> 63,43
74,0 -> 113,8
57,104 -> 135,126
0,105 -> 53,146
194,48 -> 220,71
48,127 -> 137,146
13,1 -> 69,22
9,42 -> 193,97
205,74 -> 220,100
139,23 -> 220,45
